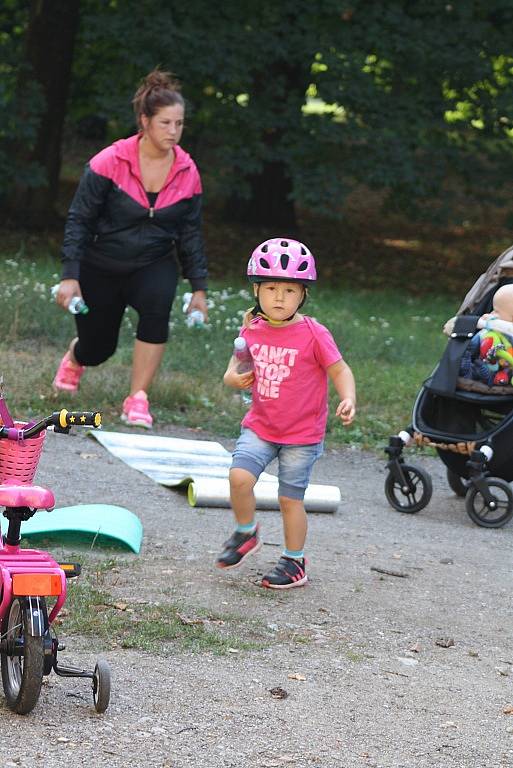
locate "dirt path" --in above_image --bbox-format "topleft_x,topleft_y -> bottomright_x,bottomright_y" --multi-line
0,427 -> 512,768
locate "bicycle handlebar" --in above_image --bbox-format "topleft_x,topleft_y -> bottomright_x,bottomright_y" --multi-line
0,409 -> 102,440
54,409 -> 102,430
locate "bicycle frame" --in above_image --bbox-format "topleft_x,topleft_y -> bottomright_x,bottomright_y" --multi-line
0,545 -> 67,629
0,399 -> 110,714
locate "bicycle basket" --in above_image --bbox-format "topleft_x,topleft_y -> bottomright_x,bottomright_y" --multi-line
0,423 -> 46,484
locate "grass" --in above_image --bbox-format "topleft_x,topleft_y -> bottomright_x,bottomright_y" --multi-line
344,647 -> 367,663
0,236 -> 487,654
52,555 -> 262,655
0,251 -> 457,450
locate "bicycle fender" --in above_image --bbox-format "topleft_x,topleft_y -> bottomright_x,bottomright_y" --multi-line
21,596 -> 49,637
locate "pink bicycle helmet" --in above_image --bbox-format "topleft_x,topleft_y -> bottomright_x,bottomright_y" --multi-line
247,238 -> 317,284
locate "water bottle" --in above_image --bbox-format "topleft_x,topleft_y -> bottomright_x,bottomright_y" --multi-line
51,285 -> 89,315
233,337 -> 253,406
183,292 -> 205,328
233,337 -> 253,373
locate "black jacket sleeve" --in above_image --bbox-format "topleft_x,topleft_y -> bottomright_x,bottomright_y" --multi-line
61,164 -> 112,280
176,193 -> 208,292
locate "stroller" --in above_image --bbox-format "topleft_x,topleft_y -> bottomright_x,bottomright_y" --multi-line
384,244 -> 513,528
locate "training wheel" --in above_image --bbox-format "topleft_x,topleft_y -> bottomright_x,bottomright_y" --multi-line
465,477 -> 513,528
384,464 -> 433,514
92,659 -> 111,713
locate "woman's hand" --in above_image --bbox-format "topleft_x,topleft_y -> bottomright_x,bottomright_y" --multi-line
55,279 -> 82,311
187,290 -> 208,322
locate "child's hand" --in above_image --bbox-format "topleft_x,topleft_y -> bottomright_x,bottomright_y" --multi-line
224,369 -> 255,390
336,398 -> 356,426
237,371 -> 254,390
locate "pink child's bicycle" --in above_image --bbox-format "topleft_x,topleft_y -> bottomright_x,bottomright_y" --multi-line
0,388 -> 110,715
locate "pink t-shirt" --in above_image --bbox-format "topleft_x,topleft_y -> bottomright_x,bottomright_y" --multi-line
240,316 -> 342,444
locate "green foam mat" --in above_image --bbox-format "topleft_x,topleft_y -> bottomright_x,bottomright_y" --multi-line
19,504 -> 143,553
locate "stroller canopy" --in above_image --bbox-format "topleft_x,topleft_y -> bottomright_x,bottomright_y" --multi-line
458,243 -> 513,314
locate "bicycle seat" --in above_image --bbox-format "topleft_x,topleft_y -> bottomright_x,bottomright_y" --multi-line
0,484 -> 55,510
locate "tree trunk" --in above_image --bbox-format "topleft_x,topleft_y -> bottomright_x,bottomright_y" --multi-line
10,0 -> 80,229
229,160 -> 297,231
226,58 -> 309,231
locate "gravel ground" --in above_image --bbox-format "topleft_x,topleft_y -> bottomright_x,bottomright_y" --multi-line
0,425 -> 513,768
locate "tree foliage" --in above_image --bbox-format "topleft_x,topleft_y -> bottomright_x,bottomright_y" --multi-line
3,0 -> 513,228
0,1 -> 45,195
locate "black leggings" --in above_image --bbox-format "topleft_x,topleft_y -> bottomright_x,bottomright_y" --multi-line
74,259 -> 178,367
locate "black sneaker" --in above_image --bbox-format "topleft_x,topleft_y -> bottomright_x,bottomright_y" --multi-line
261,556 -> 308,589
216,525 -> 261,569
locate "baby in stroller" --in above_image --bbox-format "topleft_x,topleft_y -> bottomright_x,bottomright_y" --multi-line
444,282 -> 513,337
383,248 -> 513,529
456,284 -> 513,388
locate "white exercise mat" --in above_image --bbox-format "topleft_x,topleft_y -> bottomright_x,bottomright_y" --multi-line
91,431 -> 340,513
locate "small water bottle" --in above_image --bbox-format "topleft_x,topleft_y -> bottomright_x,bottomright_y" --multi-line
233,337 -> 253,406
183,292 -> 205,328
51,284 -> 89,315
233,337 -> 253,373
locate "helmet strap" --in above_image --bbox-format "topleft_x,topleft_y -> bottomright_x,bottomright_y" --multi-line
250,284 -> 307,325
250,302 -> 289,326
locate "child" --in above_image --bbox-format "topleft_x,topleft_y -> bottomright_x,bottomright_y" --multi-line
444,283 -> 513,338
458,284 -> 513,386
216,237 -> 356,589
480,283 -> 513,331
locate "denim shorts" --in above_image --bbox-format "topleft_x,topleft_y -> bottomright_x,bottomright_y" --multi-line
231,428 -> 324,500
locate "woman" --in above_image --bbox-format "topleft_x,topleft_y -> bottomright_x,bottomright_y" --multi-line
53,69 -> 208,428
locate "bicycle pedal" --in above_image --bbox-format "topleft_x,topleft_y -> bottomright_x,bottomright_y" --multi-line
58,562 -> 82,578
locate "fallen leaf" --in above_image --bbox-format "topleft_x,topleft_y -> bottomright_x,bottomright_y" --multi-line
113,602 -> 128,611
503,705 -> 513,715
270,687 -> 288,699
177,613 -> 204,626
435,637 -> 455,648
409,643 -> 422,654
79,452 -> 98,460
287,673 -> 306,681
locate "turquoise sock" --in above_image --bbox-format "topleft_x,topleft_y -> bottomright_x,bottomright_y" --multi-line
283,548 -> 304,561
236,521 -> 257,534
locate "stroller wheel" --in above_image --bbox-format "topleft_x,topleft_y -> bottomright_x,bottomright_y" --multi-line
385,464 -> 433,514
446,469 -> 467,498
465,477 -> 513,528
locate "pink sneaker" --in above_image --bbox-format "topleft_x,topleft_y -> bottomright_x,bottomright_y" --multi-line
121,390 -> 153,428
52,352 -> 85,392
